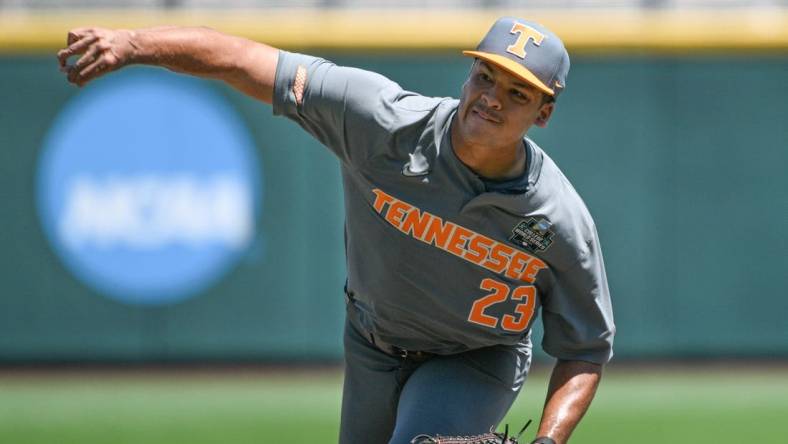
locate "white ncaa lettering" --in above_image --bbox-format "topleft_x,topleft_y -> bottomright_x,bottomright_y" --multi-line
59,173 -> 253,249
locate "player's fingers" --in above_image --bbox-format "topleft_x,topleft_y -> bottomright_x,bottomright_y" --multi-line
66,27 -> 93,45
69,44 -> 102,74
57,34 -> 97,68
74,56 -> 112,87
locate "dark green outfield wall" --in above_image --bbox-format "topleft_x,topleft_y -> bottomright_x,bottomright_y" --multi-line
1,53 -> 786,362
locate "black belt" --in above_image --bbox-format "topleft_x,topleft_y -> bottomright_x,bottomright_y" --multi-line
346,298 -> 435,362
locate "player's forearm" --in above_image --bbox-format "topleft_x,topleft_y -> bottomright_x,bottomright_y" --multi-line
58,26 -> 278,103
129,26 -> 241,77
128,26 -> 278,102
534,360 -> 602,444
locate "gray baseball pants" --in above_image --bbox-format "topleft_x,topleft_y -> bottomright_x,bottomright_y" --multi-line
339,302 -> 531,444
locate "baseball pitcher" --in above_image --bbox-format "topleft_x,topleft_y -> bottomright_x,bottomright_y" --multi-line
57,16 -> 615,444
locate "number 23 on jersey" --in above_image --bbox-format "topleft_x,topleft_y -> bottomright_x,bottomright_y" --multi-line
468,278 -> 536,332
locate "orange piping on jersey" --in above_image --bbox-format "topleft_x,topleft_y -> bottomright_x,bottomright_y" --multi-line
370,188 -> 549,283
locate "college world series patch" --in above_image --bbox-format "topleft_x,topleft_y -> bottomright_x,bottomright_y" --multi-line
510,217 -> 555,252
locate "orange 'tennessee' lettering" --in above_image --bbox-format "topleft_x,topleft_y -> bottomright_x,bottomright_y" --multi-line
423,216 -> 456,249
385,200 -> 412,229
446,226 -> 473,257
372,188 -> 395,213
519,257 -> 547,284
401,207 -> 432,238
483,243 -> 514,274
463,234 -> 493,265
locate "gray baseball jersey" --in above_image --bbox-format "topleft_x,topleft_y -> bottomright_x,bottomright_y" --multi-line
273,51 -> 615,364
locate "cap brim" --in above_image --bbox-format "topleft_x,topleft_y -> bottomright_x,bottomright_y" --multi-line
462,50 -> 555,96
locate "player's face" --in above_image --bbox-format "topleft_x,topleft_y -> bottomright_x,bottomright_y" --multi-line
456,60 -> 554,147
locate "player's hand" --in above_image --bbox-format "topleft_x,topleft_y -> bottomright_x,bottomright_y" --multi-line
57,27 -> 136,87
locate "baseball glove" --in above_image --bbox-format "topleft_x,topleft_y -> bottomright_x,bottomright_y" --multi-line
410,421 -> 531,444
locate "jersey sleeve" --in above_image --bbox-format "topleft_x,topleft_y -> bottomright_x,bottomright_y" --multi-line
540,230 -> 616,365
272,50 -> 402,168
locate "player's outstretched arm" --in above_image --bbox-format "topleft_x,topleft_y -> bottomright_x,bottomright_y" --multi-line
533,359 -> 602,444
57,26 -> 279,103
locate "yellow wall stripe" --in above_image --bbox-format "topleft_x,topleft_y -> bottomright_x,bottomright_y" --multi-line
2,8 -> 787,53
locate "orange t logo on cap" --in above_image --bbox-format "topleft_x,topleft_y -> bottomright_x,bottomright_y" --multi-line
506,22 -> 545,59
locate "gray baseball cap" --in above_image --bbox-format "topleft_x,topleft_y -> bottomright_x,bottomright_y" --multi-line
463,17 -> 570,97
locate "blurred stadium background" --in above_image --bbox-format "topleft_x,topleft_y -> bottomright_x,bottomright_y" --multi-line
1,0 -> 787,443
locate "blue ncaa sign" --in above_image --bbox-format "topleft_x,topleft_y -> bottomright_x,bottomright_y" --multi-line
37,70 -> 261,305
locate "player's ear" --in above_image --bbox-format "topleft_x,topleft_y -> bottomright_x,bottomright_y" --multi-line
535,100 -> 555,128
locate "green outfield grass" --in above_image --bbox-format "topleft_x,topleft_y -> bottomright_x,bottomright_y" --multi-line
0,366 -> 786,443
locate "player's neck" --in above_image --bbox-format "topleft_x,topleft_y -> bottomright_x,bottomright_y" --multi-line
450,121 -> 526,182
